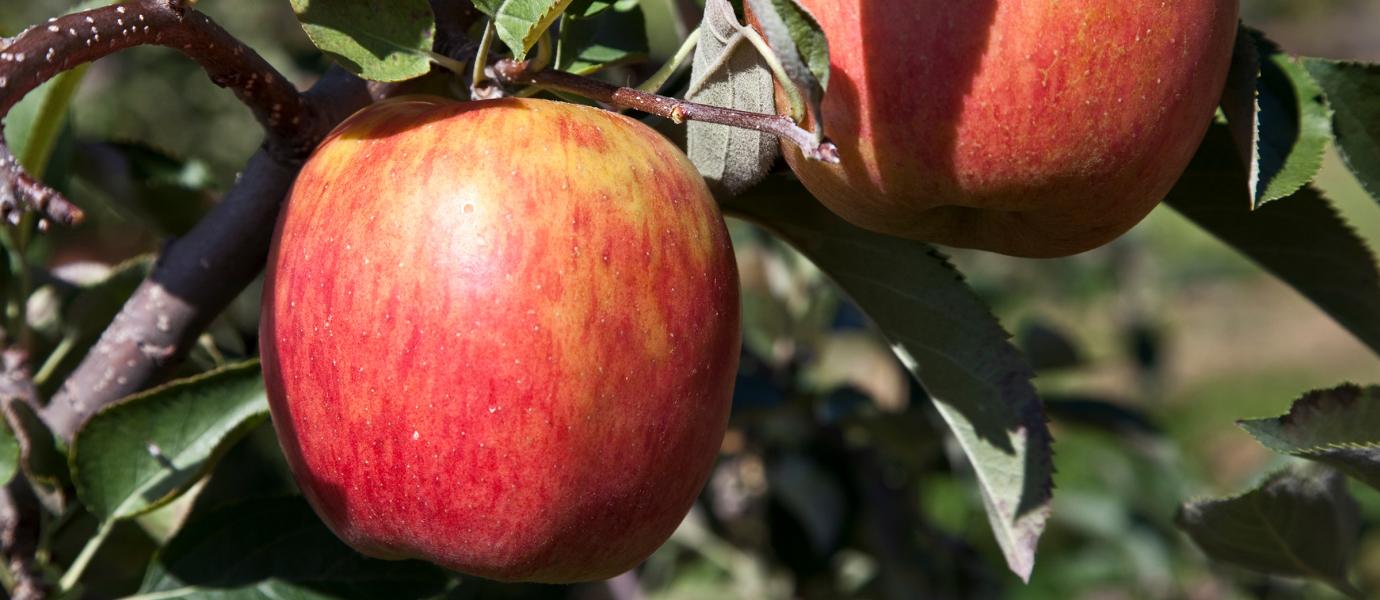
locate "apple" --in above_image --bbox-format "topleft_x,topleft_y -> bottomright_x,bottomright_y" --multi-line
774,0 -> 1239,257
260,96 -> 741,583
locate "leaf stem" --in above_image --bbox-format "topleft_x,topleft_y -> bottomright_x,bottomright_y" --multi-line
638,27 -> 700,94
58,518 -> 114,592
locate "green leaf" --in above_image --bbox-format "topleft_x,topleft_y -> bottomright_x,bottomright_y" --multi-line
139,496 -> 451,600
0,413 -> 19,486
1240,384 -> 1380,493
290,0 -> 436,82
686,0 -> 778,197
1176,467 -> 1363,598
472,0 -> 503,16
2,399 -> 69,490
71,361 -> 269,521
726,178 -> 1052,582
555,0 -> 648,74
1166,125 -> 1380,358
1304,59 -> 1380,204
1251,32 -> 1332,206
494,0 -> 575,60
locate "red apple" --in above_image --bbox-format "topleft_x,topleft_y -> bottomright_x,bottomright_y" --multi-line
260,97 -> 741,583
777,0 -> 1239,257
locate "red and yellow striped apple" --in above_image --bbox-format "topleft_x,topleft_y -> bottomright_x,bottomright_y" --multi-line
776,0 -> 1240,257
260,97 -> 740,582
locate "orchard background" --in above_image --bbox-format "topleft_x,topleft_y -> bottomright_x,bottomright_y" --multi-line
0,0 -> 1375,598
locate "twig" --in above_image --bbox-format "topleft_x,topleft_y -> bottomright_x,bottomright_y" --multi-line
0,0 -> 318,227
0,350 -> 47,600
492,59 -> 840,163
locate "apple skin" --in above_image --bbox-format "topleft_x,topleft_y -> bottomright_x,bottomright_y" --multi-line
260,97 -> 740,583
778,0 -> 1239,257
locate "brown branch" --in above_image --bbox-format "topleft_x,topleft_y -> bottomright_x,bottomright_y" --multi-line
0,0 -> 319,227
492,59 -> 840,163
0,350 -> 47,600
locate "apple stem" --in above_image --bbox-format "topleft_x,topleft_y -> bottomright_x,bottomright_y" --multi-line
493,59 -> 841,163
0,0 -> 320,229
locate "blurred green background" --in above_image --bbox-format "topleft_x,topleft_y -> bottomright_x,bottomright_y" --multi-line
4,0 -> 1380,598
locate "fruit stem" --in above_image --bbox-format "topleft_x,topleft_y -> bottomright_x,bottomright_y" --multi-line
57,519 -> 113,592
470,19 -> 497,99
494,59 -> 840,163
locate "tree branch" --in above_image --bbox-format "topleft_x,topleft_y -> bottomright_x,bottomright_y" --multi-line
491,59 -> 840,163
0,0 -> 319,227
0,350 -> 47,600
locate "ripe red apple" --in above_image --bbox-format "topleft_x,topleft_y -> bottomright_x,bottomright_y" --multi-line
260,97 -> 741,583
776,0 -> 1239,257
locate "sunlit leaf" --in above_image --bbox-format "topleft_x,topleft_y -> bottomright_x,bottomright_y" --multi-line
71,361 -> 268,521
290,0 -> 436,82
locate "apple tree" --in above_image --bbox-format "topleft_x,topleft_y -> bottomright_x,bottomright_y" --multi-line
0,0 -> 1374,598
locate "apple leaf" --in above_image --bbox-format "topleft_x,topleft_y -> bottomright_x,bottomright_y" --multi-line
1219,25 -> 1260,199
555,0 -> 648,75
3,400 -> 69,491
1176,467 -> 1363,599
563,0 -> 615,18
1250,31 -> 1332,207
494,0 -> 575,60
37,255 -> 153,398
686,0 -> 778,197
70,361 -> 269,522
1239,384 -> 1380,493
290,0 -> 436,82
0,414 -> 18,487
726,178 -> 1053,582
1304,59 -> 1380,204
140,496 -> 451,600
1166,125 -> 1380,358
471,0 -> 503,16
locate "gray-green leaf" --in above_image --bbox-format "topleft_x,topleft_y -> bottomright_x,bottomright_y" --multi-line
1166,125 -> 1380,358
70,361 -> 269,521
744,0 -> 829,121
726,178 -> 1052,581
1177,467 -> 1363,598
1305,58 -> 1380,205
686,0 -> 778,197
140,496 -> 450,600
1240,384 -> 1380,493
290,0 -> 436,82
